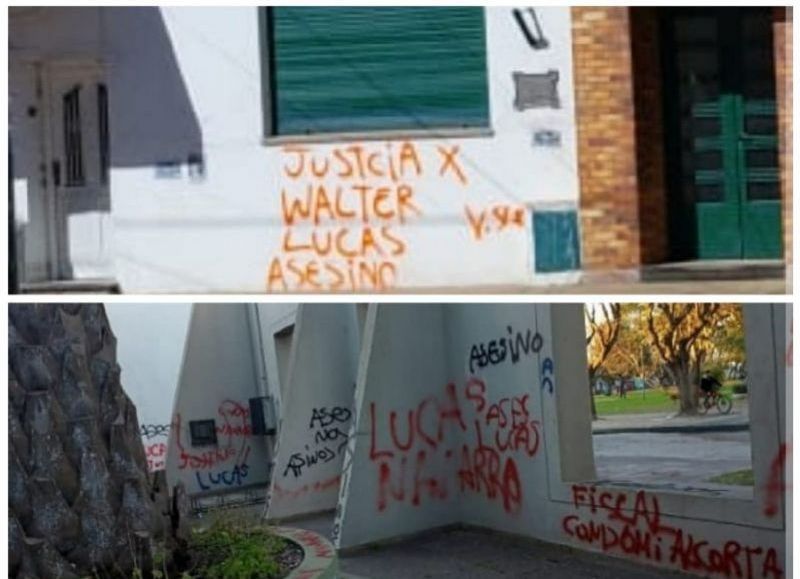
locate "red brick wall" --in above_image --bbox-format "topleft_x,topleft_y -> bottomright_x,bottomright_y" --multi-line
572,7 -> 642,271
774,8 -> 792,266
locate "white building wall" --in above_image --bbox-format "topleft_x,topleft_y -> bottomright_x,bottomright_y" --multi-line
105,302 -> 299,493
265,304 -> 360,520
10,7 -> 580,292
253,303 -> 299,413
163,304 -> 272,495
332,304 -> 787,579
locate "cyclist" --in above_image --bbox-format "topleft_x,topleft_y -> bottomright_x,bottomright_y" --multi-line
700,371 -> 723,396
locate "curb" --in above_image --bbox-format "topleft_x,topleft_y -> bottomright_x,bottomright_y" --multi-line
593,423 -> 749,435
273,526 -> 338,579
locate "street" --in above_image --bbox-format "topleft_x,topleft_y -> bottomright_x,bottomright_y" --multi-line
593,430 -> 753,491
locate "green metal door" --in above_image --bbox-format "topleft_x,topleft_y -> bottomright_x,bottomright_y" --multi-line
666,8 -> 781,260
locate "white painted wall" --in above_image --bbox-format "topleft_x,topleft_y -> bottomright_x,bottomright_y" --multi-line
103,302 -> 300,493
253,303 -> 298,414
105,303 -> 192,471
332,304 -> 787,579
164,304 -> 272,495
10,7 -> 580,292
266,304 -> 360,520
336,304 -> 460,546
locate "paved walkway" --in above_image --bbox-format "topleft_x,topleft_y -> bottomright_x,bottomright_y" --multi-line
20,277 -> 786,295
592,401 -> 750,434
270,513 -> 693,579
594,430 -> 753,493
204,506 -> 697,578
396,279 -> 786,295
337,527 -> 692,579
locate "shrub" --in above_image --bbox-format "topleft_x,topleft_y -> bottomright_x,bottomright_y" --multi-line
188,520 -> 285,579
730,382 -> 748,395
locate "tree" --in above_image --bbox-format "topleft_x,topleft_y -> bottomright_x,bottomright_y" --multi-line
585,303 -> 622,419
9,304 -> 170,578
644,303 -> 740,415
601,305 -> 657,382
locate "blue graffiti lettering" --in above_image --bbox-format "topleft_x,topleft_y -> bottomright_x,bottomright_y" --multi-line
541,357 -> 555,394
195,462 -> 250,491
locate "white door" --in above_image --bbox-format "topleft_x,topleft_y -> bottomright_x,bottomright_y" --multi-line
46,62 -> 114,280
9,60 -> 53,282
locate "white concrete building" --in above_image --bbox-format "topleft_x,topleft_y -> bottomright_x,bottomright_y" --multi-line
10,7 -> 581,293
108,303 -> 300,498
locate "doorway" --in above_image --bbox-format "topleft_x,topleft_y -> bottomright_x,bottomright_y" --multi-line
9,59 -> 114,284
662,8 -> 782,260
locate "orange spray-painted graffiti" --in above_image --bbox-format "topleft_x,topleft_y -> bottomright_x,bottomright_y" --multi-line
267,142 -> 468,292
465,204 -> 527,241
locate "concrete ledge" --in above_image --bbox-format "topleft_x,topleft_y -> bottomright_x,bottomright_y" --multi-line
273,526 -> 338,579
641,259 -> 785,282
593,423 -> 750,435
19,278 -> 120,294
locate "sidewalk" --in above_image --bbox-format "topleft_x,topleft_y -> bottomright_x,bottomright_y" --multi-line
336,526 -> 691,579
397,278 -> 786,295
211,507 -> 695,578
592,402 -> 750,435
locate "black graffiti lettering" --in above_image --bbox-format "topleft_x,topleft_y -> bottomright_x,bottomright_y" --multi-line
140,423 -> 171,440
314,426 -> 349,444
283,446 -> 338,478
284,454 -> 306,478
309,406 -> 352,429
469,326 -> 544,373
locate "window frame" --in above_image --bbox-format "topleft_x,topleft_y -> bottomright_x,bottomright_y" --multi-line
189,419 -> 219,447
257,7 -> 494,145
539,303 -> 786,532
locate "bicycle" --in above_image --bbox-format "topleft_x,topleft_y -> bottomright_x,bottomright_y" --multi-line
698,388 -> 733,415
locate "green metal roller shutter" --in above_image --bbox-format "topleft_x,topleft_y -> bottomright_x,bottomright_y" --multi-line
268,7 -> 490,136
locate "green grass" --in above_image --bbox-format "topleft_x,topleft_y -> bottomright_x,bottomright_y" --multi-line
594,389 -> 677,416
708,469 -> 754,486
594,384 -> 741,416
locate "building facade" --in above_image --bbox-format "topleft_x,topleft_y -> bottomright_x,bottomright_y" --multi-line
9,7 -> 792,292
107,303 -> 299,499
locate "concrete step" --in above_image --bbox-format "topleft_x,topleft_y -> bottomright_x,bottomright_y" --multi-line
18,278 -> 120,294
641,259 -> 784,282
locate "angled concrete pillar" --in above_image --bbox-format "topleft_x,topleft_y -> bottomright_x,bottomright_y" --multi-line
165,304 -> 272,496
266,304 -> 360,521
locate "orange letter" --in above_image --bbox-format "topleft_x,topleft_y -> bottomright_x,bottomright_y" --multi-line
396,185 -> 422,224
398,142 -> 422,178
282,146 -> 309,179
266,257 -> 287,291
437,145 -> 467,185
281,187 -> 313,226
464,206 -> 486,240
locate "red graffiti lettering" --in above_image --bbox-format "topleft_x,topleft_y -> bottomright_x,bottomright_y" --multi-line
173,400 -> 254,492
763,443 -> 790,517
563,485 -> 783,579
273,475 -> 342,501
370,377 -> 540,515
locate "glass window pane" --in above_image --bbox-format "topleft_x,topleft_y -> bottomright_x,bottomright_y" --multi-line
747,181 -> 779,201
